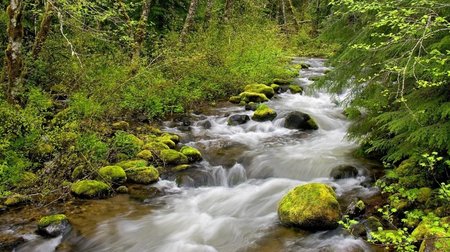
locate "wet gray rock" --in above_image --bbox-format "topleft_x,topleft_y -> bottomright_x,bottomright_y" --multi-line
284,111 -> 319,130
330,165 -> 359,180
227,114 -> 250,126
199,120 -> 212,129
37,215 -> 71,238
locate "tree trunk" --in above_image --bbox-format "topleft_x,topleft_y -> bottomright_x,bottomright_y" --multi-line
32,0 -> 53,59
131,0 -> 153,66
287,0 -> 299,29
5,0 -> 24,104
281,0 -> 287,30
313,0 -> 321,35
224,0 -> 233,22
205,0 -> 213,26
180,0 -> 200,44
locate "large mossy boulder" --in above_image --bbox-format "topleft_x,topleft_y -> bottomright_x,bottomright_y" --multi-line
37,214 -> 70,237
125,166 -> 159,184
70,180 -> 110,198
244,84 -> 275,99
98,166 -> 126,184
228,114 -> 250,126
157,135 -> 176,149
142,141 -> 170,154
160,149 -> 188,165
278,183 -> 341,230
239,92 -> 269,103
284,111 -> 318,130
116,159 -> 148,169
180,146 -> 203,162
252,104 -> 277,122
161,133 -> 180,144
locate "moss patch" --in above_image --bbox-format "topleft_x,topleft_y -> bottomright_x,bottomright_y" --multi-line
136,150 -> 153,160
4,194 -> 30,207
252,104 -> 277,121
288,85 -> 303,94
180,146 -> 202,162
98,166 -> 126,184
116,159 -> 148,169
14,172 -> 38,189
70,180 -> 110,198
160,149 -> 188,165
239,92 -> 269,103
143,141 -> 170,154
38,214 -> 67,229
244,84 -> 275,99
125,166 -> 159,184
277,183 -> 341,230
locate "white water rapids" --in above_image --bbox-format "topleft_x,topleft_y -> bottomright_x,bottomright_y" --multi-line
16,58 -> 379,252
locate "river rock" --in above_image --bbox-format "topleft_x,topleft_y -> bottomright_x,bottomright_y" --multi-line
136,150 -> 153,160
70,180 -> 111,198
143,142 -> 170,154
180,146 -> 203,162
288,85 -> 303,94
244,84 -> 275,99
245,102 -> 259,111
300,63 -> 311,69
239,92 -> 269,103
37,214 -> 71,237
98,165 -> 126,184
125,166 -> 159,184
345,199 -> 366,217
252,104 -> 277,121
273,79 -> 292,85
4,194 -> 30,207
330,165 -> 359,180
278,183 -> 341,230
199,120 -> 212,129
160,149 -> 188,165
284,111 -> 319,130
228,114 -> 250,126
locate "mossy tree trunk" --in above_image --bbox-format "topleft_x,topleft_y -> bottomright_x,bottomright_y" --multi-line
287,0 -> 299,30
224,0 -> 233,22
131,0 -> 153,71
32,0 -> 54,60
4,0 -> 24,104
180,0 -> 200,44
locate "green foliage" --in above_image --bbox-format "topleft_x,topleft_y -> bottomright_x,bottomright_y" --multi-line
75,133 -> 109,162
338,215 -> 359,234
111,132 -> 143,158
369,228 -> 417,252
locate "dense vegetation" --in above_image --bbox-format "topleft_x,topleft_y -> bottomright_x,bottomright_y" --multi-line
1,0 -> 449,250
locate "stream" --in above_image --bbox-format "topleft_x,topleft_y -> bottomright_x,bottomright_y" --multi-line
14,58 -> 381,252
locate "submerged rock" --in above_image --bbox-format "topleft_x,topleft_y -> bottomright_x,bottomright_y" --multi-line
98,166 -> 126,184
37,214 -> 71,237
228,114 -> 250,126
330,165 -> 359,180
244,84 -> 275,99
125,166 -> 159,184
70,180 -> 110,198
252,104 -> 277,121
180,146 -> 203,162
278,183 -> 341,230
284,111 -> 318,130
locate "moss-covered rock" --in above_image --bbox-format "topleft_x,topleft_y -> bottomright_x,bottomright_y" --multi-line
112,132 -> 144,157
98,166 -> 126,184
288,84 -> 303,94
244,84 -> 275,99
278,183 -> 341,230
125,166 -> 159,184
412,216 -> 450,241
71,166 -> 85,180
116,159 -> 148,169
14,172 -> 38,189
160,149 -> 189,165
37,214 -> 70,237
252,104 -> 277,122
4,194 -> 30,207
180,146 -> 202,162
229,95 -> 241,104
419,237 -> 450,252
273,79 -> 292,85
173,164 -> 191,172
143,141 -> 170,154
70,180 -> 110,198
270,84 -> 280,93
239,92 -> 269,103
228,114 -> 250,125
417,187 -> 432,203
284,111 -> 318,130
244,102 -> 259,111
161,133 -> 181,144
157,136 -> 176,149
136,150 -> 153,160
116,186 -> 129,194
112,121 -> 129,130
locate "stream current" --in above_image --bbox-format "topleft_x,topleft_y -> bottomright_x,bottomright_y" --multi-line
16,58 -> 380,252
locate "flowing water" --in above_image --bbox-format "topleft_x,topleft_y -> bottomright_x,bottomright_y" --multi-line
15,58 -> 380,252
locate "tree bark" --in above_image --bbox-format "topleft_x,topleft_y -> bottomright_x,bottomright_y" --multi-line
287,0 -> 299,29
224,0 -> 233,22
32,0 -> 53,59
5,0 -> 24,104
131,0 -> 153,65
180,0 -> 200,44
281,0 -> 287,30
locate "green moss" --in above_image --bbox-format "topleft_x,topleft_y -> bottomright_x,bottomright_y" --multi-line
116,159 -> 148,169
143,141 -> 170,154
411,216 -> 450,241
252,104 -> 277,121
98,166 -> 126,184
399,174 -> 429,188
239,92 -> 269,103
38,214 -> 67,228
136,150 -> 153,160
157,136 -> 176,149
160,149 -> 188,165
161,133 -> 181,144
112,121 -> 129,130
71,166 -> 85,180
270,84 -> 280,93
14,172 -> 38,189
244,84 -> 275,99
173,164 -> 191,172
125,166 -> 159,184
229,96 -> 241,104
277,183 -> 341,229
4,194 -> 30,207
112,131 -> 144,157
288,85 -> 303,94
356,200 -> 366,211
306,118 -> 319,130
273,79 -> 292,85
70,180 -> 110,198
116,186 -> 129,194
417,187 -> 432,203
180,146 -> 202,162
